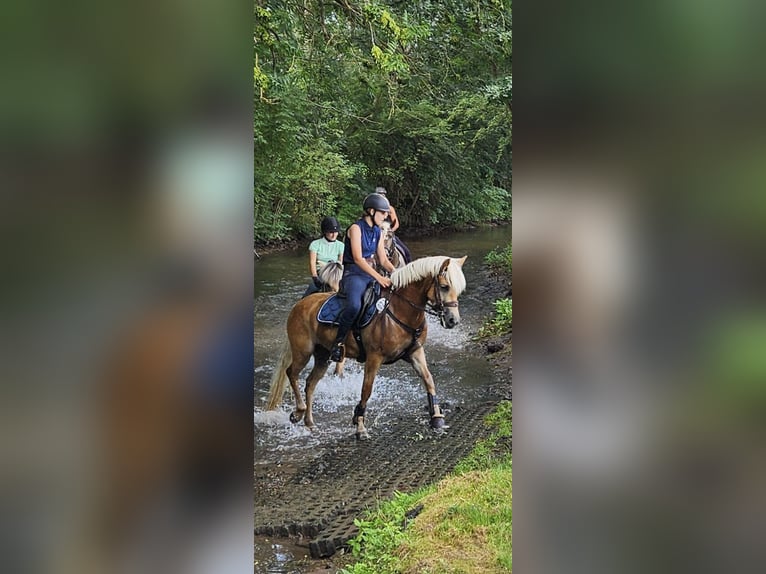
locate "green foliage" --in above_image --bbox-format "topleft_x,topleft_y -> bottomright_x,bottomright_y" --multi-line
478,298 -> 512,338
254,0 -> 512,243
485,243 -> 512,273
342,490 -> 430,574
455,401 -> 513,474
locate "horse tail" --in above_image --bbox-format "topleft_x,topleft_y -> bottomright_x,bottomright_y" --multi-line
265,340 -> 292,410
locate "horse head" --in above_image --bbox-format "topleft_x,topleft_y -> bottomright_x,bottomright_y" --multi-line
428,256 -> 467,328
390,255 -> 468,329
377,220 -> 405,271
379,219 -> 393,241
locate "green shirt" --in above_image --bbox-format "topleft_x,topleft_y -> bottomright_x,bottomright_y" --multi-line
309,237 -> 344,273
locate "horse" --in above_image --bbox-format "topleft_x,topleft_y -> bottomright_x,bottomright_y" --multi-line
266,262 -> 346,411
379,220 -> 408,273
317,260 -> 343,292
266,255 -> 467,439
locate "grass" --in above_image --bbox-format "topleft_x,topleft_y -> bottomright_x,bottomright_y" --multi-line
454,401 -> 512,474
340,402 -> 512,574
396,464 -> 512,573
477,298 -> 512,338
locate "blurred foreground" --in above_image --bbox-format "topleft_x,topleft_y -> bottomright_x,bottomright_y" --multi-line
0,1 -> 253,572
516,1 -> 766,571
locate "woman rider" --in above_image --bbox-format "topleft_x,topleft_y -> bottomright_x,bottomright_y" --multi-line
329,194 -> 395,362
303,216 -> 344,297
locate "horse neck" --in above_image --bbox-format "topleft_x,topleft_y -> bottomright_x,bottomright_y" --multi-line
390,277 -> 431,320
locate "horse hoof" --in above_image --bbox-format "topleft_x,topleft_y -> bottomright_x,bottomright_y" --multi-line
430,416 -> 446,429
290,411 -> 305,424
356,430 -> 370,441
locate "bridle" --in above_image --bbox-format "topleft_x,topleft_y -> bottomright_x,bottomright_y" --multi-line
389,270 -> 459,328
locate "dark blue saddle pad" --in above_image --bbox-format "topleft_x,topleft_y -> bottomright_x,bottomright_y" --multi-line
317,293 -> 379,328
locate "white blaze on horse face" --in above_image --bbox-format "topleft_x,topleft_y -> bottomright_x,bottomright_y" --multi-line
438,259 -> 463,329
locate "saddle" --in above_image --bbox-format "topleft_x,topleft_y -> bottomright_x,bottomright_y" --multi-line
316,282 -> 381,329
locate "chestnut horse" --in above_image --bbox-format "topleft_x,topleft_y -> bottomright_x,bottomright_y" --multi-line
266,255 -> 467,439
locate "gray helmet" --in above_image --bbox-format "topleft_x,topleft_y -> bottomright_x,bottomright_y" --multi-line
321,216 -> 340,233
363,193 -> 390,213
375,186 -> 388,195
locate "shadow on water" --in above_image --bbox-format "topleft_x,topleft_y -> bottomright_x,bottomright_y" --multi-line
253,225 -> 511,572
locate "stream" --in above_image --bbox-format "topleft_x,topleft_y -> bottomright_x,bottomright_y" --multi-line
254,224 -> 511,573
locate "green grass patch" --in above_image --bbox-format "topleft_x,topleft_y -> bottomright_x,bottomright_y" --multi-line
396,465 -> 512,573
477,298 -> 512,338
342,489 -> 434,574
341,402 -> 513,574
455,401 -> 512,474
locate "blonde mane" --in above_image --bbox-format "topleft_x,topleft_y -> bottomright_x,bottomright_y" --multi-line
390,256 -> 466,295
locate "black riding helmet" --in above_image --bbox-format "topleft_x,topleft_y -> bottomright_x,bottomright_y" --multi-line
363,193 -> 390,213
321,216 -> 340,234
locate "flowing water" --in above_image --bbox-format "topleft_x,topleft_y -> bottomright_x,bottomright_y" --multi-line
253,224 -> 511,572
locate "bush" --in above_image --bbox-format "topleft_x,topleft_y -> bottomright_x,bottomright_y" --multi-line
485,243 -> 512,274
478,298 -> 512,338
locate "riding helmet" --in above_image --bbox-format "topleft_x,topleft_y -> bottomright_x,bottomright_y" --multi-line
363,193 -> 390,213
375,186 -> 388,195
321,216 -> 340,234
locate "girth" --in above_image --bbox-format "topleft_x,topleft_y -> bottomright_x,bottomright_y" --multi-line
384,306 -> 425,363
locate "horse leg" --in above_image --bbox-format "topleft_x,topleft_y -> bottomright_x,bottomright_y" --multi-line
303,346 -> 331,429
286,347 -> 311,424
408,346 -> 446,429
333,357 -> 345,378
353,356 -> 383,440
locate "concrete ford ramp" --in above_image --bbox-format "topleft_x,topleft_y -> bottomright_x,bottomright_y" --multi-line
254,401 -> 497,558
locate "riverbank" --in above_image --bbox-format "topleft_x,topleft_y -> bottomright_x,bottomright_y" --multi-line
254,220 -> 511,255
468,258 -> 512,400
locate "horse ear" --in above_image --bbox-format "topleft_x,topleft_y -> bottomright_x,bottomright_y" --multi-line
439,258 -> 451,275
457,256 -> 467,267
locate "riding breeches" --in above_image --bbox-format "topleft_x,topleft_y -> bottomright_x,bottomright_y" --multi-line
336,270 -> 375,334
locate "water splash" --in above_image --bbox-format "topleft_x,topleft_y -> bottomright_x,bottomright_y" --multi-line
424,313 -> 468,349
254,360 -> 429,460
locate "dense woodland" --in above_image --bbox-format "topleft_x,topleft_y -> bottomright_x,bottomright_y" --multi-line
254,0 -> 511,243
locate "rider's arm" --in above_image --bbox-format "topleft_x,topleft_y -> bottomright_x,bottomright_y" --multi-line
388,205 -> 400,232
308,250 -> 319,278
349,225 -> 390,286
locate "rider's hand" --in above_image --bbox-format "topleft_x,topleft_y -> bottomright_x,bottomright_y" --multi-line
313,276 -> 323,289
378,275 -> 392,289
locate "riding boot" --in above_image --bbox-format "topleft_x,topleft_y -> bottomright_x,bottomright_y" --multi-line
329,326 -> 349,362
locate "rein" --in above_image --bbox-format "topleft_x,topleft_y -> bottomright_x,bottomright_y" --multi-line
389,272 -> 459,328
